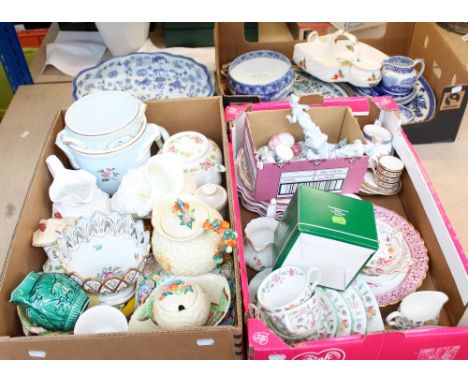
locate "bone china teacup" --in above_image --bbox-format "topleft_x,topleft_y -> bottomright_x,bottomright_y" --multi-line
257,266 -> 320,313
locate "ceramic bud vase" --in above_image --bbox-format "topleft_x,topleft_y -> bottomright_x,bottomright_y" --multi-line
10,272 -> 89,331
46,155 -> 111,219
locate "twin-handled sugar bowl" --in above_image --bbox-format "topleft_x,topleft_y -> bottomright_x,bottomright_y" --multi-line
56,91 -> 170,195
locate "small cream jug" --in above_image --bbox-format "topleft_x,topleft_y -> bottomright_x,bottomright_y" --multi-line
386,291 -> 449,329
46,155 -> 111,219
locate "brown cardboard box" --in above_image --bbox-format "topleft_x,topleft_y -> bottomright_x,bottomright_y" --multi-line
0,95 -> 243,359
215,22 -> 468,144
242,106 -> 369,200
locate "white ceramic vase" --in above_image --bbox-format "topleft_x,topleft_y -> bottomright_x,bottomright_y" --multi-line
95,22 -> 150,56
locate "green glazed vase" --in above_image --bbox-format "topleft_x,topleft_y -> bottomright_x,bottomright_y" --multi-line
10,272 -> 89,331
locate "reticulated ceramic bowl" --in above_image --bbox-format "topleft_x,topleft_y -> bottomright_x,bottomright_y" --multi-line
228,50 -> 294,101
53,211 -> 151,298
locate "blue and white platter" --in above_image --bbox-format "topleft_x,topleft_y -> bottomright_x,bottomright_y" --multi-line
350,76 -> 436,124
289,68 -> 352,99
72,52 -> 214,101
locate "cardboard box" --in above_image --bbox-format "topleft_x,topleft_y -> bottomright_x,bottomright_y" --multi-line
241,105 -> 369,200
215,22 -> 468,144
273,186 -> 378,290
228,97 -> 468,359
0,96 -> 244,359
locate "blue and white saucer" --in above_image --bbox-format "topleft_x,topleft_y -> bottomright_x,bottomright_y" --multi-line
351,76 -> 435,123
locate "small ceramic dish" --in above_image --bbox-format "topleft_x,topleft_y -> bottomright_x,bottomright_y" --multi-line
129,273 -> 231,332
53,211 -> 151,299
74,305 -> 128,335
228,50 -> 294,101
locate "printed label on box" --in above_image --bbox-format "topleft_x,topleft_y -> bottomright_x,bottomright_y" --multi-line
277,168 -> 349,197
440,89 -> 465,110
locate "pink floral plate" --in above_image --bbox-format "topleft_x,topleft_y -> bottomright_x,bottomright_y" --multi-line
365,205 -> 429,307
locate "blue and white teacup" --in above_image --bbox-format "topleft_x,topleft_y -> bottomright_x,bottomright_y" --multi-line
381,56 -> 425,95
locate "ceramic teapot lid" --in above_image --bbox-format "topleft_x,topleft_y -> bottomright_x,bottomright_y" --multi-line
162,131 -> 209,163
154,278 -> 199,313
153,194 -> 214,241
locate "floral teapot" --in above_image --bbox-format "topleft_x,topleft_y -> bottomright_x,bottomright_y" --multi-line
151,194 -> 237,275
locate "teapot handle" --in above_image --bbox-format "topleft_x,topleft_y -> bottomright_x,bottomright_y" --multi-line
55,131 -> 80,169
385,311 -> 402,327
135,123 -> 170,163
306,31 -> 319,42
413,58 -> 425,80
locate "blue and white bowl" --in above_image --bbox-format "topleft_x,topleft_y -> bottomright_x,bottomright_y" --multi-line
228,50 -> 294,101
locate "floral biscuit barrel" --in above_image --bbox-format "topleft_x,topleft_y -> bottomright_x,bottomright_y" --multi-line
151,194 -> 237,276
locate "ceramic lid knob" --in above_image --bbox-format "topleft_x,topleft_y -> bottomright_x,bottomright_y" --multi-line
194,184 -> 228,213
158,196 -> 210,240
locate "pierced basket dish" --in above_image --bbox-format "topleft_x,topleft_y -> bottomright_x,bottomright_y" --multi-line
53,211 -> 151,296
72,52 -> 214,101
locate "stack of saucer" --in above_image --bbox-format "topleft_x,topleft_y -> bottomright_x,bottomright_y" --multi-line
235,149 -> 290,220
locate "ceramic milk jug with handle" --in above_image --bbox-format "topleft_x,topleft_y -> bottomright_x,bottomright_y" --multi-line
46,155 -> 111,219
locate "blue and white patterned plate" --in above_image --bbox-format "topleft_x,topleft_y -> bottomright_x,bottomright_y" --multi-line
72,52 -> 214,101
404,76 -> 436,124
289,68 -> 352,99
350,76 -> 436,123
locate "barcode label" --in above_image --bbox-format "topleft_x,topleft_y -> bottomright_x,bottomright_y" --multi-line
277,168 -> 349,196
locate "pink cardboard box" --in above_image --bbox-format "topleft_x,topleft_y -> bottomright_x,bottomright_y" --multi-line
227,96 -> 468,360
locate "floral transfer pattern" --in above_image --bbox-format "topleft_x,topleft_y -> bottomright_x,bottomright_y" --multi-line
323,288 -> 352,337
172,199 -> 196,229
343,286 -> 367,335
96,265 -> 123,280
389,315 -> 438,330
97,167 -> 120,182
368,205 -> 429,307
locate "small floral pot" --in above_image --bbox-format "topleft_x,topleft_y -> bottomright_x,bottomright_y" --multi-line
161,131 -> 224,187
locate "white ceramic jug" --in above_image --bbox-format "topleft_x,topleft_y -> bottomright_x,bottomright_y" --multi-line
46,155 -> 111,219
386,291 -> 449,329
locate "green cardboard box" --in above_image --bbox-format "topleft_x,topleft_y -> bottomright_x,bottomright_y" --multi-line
273,186 -> 378,290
